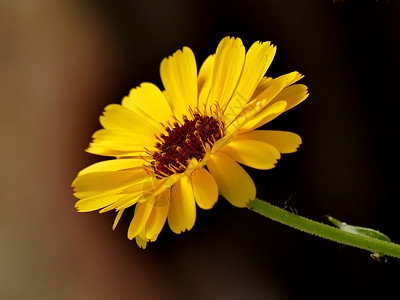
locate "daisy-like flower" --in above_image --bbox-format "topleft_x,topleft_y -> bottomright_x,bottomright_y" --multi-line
72,36 -> 308,248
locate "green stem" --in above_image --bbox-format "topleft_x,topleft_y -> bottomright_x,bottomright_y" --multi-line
247,198 -> 400,259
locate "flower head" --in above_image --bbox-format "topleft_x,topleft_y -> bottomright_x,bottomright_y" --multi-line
72,36 -> 308,248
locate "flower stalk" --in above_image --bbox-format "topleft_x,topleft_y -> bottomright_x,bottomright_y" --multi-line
248,198 -> 400,259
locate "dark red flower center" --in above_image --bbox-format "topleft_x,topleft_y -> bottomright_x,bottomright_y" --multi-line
151,114 -> 223,177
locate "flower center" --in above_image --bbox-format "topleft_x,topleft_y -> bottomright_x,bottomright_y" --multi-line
151,113 -> 223,177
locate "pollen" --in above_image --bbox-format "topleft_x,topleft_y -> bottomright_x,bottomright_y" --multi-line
151,113 -> 223,177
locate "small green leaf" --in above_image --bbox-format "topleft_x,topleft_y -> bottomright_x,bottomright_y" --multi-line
327,216 -> 391,242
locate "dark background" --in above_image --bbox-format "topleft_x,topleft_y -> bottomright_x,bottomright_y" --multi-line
1,0 -> 399,299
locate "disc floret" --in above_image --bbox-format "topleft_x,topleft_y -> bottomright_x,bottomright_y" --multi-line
151,111 -> 223,177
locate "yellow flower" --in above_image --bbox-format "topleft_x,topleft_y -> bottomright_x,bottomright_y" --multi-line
72,36 -> 308,248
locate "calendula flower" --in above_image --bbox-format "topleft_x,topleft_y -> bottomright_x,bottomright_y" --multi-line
72,36 -> 308,248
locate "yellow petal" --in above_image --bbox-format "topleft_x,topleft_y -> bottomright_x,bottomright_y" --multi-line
262,44 -> 276,76
119,177 -> 152,194
191,167 -> 218,210
225,74 -> 291,134
75,193 -> 125,212
123,173 -> 181,196
284,71 -> 304,86
247,71 -> 305,119
222,41 -> 275,127
88,143 -> 153,152
224,98 -> 264,135
85,143 -> 150,158
112,209 -> 125,230
167,192 -> 183,233
112,175 -> 181,217
72,169 -> 148,198
249,72 -> 301,105
160,46 -> 198,118
145,190 -> 171,240
235,130 -> 302,153
227,41 -> 276,111
179,176 -> 197,231
240,101 -> 287,132
100,104 -> 161,136
251,74 -> 289,104
222,89 -> 250,128
135,231 -> 148,249
221,137 -> 281,170
271,84 -> 309,112
211,134 -> 235,154
89,129 -> 157,152
252,76 -> 274,101
167,176 -> 196,233
99,192 -> 141,213
197,54 -> 214,111
136,234 -> 148,249
122,82 -> 173,124
127,201 -> 153,240
207,151 -> 255,208
92,129 -> 155,146
78,158 -> 145,175
208,37 -> 245,109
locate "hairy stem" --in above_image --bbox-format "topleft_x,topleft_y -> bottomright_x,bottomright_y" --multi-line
247,198 -> 400,259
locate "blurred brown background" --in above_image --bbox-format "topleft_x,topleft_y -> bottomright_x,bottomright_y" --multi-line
1,0 -> 399,299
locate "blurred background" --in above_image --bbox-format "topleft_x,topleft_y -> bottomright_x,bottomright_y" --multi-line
1,0 -> 399,299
